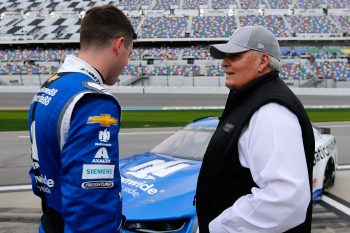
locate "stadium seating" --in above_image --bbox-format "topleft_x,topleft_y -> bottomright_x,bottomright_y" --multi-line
182,0 -> 208,9
239,0 -> 267,9
1,46 -> 349,81
192,16 -> 237,38
153,0 -> 180,10
0,0 -> 349,87
239,15 -> 289,37
140,16 -> 188,38
285,15 -> 339,34
317,60 -> 350,80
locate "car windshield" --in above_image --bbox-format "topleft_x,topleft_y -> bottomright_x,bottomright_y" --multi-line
151,125 -> 216,160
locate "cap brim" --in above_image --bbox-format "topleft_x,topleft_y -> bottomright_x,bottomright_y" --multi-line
209,44 -> 250,59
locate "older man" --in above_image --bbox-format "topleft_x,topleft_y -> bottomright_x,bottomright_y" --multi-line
196,26 -> 315,233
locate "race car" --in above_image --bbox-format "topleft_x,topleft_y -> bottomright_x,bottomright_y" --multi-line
120,117 -> 337,233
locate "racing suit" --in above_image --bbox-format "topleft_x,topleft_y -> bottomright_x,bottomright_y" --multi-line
28,55 -> 124,233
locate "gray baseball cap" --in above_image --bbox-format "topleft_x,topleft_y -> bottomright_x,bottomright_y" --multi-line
209,25 -> 281,61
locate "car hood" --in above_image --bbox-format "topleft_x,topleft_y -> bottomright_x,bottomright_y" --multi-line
120,152 -> 200,220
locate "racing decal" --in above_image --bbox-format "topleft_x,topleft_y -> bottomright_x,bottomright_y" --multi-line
312,178 -> 317,188
81,181 -> 114,189
87,114 -> 118,127
35,174 -> 55,193
30,121 -> 39,161
314,145 -> 331,166
95,129 -> 112,147
121,177 -> 158,196
82,164 -> 115,179
126,159 -> 190,180
92,147 -> 111,164
99,129 -> 110,142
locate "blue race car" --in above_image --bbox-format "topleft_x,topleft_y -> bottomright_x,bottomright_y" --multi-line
120,117 -> 336,233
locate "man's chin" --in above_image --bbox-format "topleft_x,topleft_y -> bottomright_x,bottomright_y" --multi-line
105,77 -> 120,86
225,81 -> 235,89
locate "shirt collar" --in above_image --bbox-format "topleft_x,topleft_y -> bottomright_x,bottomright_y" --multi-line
58,55 -> 104,85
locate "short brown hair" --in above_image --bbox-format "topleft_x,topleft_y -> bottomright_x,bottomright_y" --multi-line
80,5 -> 136,50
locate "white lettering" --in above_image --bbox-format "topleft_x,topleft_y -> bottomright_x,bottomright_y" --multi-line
121,177 -> 158,195
126,159 -> 190,180
34,174 -> 54,188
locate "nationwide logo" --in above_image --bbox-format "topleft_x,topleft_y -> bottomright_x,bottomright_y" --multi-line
87,114 -> 118,127
35,174 -> 54,194
81,181 -> 114,189
126,159 -> 190,180
99,129 -> 110,142
92,147 -> 111,164
121,177 -> 158,195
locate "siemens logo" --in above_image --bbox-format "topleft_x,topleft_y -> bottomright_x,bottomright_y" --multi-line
86,168 -> 112,174
82,164 -> 115,179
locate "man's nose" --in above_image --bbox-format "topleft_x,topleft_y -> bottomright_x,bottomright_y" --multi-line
221,60 -> 229,70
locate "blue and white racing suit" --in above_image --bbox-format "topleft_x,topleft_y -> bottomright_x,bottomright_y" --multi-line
28,56 -> 124,233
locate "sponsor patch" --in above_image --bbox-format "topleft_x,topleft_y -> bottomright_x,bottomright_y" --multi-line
99,129 -> 110,142
81,181 -> 114,189
126,159 -> 190,180
223,123 -> 234,133
92,147 -> 111,164
82,164 -> 115,179
121,177 -> 158,195
87,114 -> 118,127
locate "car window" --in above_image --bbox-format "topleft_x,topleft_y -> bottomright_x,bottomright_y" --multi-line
151,125 -> 216,160
313,128 -> 322,141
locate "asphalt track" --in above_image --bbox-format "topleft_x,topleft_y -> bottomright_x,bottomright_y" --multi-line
0,93 -> 350,232
1,93 -> 350,109
0,127 -> 350,232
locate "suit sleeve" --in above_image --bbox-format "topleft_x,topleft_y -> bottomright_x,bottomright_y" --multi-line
60,94 -> 123,233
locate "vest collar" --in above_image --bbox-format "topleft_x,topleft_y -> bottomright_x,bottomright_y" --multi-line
221,71 -> 279,121
58,55 -> 104,85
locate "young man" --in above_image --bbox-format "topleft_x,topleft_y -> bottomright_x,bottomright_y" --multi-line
196,26 -> 315,233
28,5 -> 136,233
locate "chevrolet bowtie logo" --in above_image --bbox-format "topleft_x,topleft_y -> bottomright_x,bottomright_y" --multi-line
48,74 -> 59,82
87,114 -> 118,127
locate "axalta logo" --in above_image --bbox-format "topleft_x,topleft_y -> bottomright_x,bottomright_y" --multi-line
92,147 -> 111,164
35,174 -> 54,188
126,159 -> 190,180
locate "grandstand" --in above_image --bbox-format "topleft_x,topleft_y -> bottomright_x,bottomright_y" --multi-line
0,0 -> 349,87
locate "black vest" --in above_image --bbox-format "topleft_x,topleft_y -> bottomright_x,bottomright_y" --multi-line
196,71 -> 315,233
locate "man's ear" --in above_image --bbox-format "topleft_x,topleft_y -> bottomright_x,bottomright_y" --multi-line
112,37 -> 125,55
259,53 -> 269,71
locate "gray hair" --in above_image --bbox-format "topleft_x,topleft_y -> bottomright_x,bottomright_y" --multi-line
251,50 -> 281,72
268,55 -> 281,72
